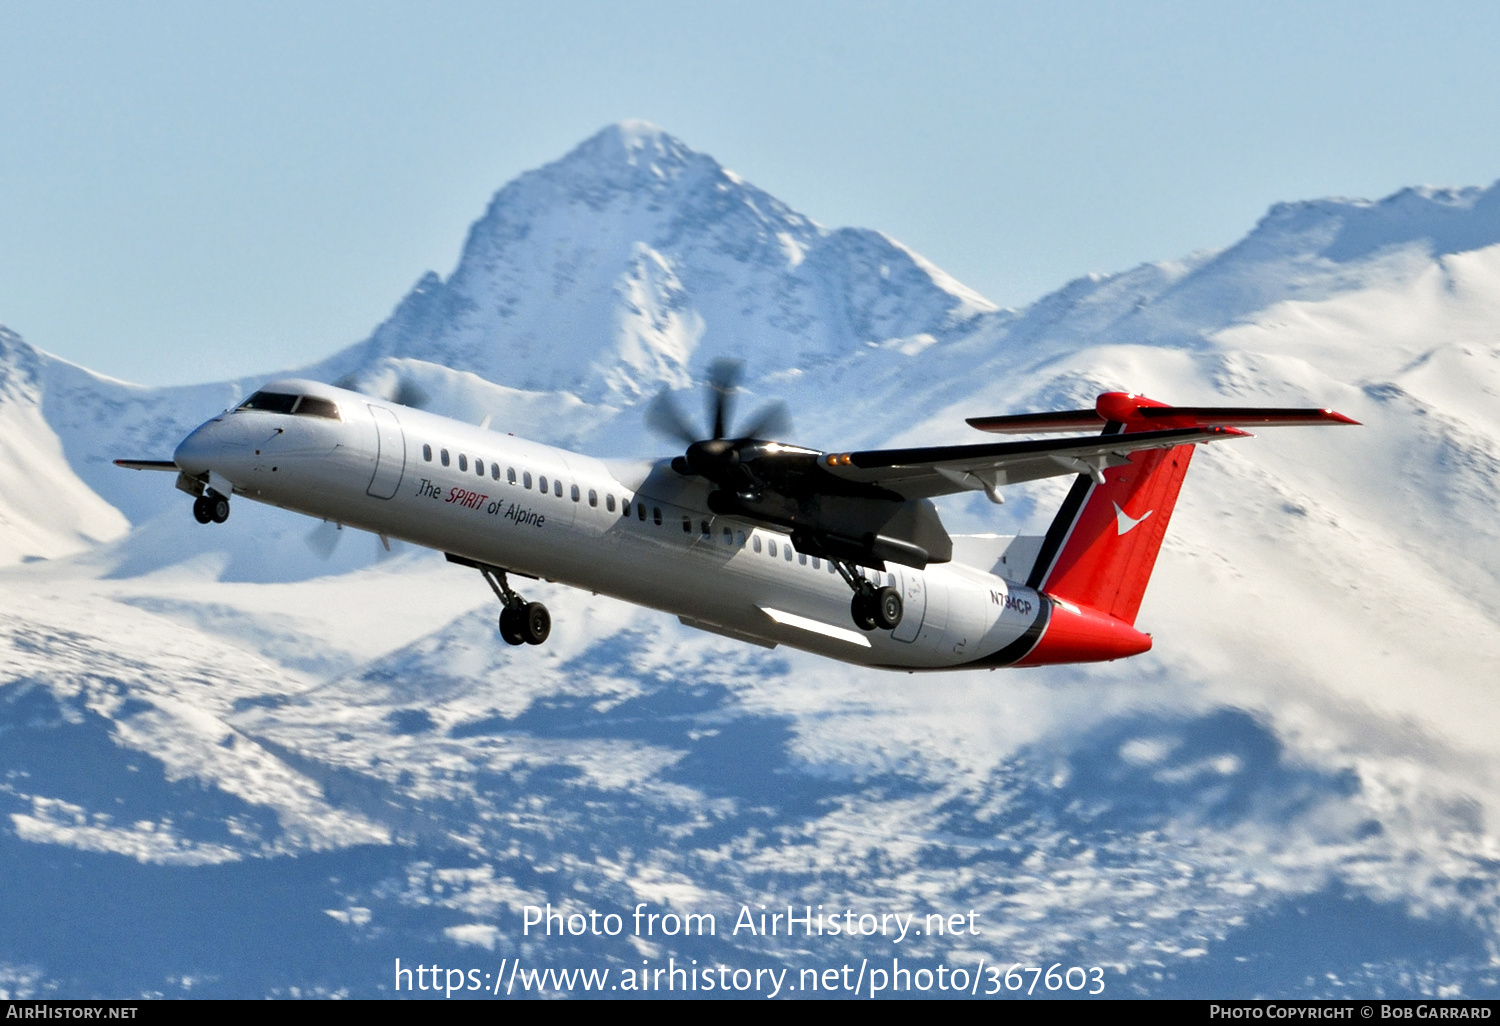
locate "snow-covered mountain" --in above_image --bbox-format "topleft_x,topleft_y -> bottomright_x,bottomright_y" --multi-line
3,123 -> 1500,998
320,121 -> 998,405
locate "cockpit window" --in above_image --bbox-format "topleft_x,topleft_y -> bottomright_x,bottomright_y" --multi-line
238,391 -> 299,414
294,396 -> 340,420
236,391 -> 341,420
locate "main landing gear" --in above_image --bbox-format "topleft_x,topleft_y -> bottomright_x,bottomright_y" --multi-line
478,564 -> 550,647
191,491 -> 230,524
831,559 -> 903,632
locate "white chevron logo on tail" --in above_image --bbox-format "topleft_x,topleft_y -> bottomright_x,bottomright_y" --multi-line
1114,502 -> 1153,535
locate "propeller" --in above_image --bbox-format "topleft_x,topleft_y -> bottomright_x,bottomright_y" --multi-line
333,371 -> 431,410
305,520 -> 344,560
645,359 -> 792,501
304,520 -> 396,561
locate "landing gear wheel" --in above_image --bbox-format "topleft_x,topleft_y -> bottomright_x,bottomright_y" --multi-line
851,590 -> 878,632
874,586 -> 903,630
476,563 -> 551,649
192,496 -> 213,524
522,602 -> 550,645
209,494 -> 230,523
498,604 -> 526,646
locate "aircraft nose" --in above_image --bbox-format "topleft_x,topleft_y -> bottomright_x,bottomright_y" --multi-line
174,416 -> 250,476
173,422 -> 216,476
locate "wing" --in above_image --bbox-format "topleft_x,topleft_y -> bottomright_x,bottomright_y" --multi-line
821,391 -> 1358,502
816,426 -> 1244,501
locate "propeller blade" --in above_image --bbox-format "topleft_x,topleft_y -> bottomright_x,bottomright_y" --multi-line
391,377 -> 430,410
706,358 -> 742,439
305,520 -> 343,560
736,400 -> 793,442
646,390 -> 700,446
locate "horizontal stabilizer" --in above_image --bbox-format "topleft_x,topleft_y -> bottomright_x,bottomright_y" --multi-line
968,393 -> 1360,434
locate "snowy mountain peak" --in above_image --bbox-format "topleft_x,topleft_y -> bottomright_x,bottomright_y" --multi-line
325,123 -> 1001,405
511,120 -> 706,206
1251,179 -> 1500,263
0,326 -> 43,402
581,119 -> 693,172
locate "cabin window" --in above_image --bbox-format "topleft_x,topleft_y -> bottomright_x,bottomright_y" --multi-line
422,444 -> 432,462
811,557 -> 820,570
638,503 -> 646,522
799,552 -> 807,565
722,527 -> 733,545
606,494 -> 616,513
752,536 -> 762,553
571,484 -> 580,502
828,561 -> 837,574
784,546 -> 793,561
700,520 -> 710,538
491,464 -> 501,481
507,467 -> 516,484
736,531 -> 745,547
440,449 -> 450,467
523,472 -> 532,489
538,475 -> 548,493
458,454 -> 468,472
652,507 -> 662,526
293,396 -> 340,420
554,479 -> 563,498
768,540 -> 777,557
682,515 -> 692,533
475,460 -> 485,477
588,489 -> 597,507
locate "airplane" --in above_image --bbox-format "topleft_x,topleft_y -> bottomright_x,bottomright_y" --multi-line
116,361 -> 1357,671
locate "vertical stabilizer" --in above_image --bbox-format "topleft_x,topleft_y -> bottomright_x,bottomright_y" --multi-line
1026,439 -> 1194,625
1025,393 -> 1204,626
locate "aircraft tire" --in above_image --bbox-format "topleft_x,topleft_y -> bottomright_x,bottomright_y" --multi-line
874,586 -> 903,630
522,602 -> 551,645
209,495 -> 230,523
498,605 -> 526,646
192,497 -> 213,524
850,591 -> 878,632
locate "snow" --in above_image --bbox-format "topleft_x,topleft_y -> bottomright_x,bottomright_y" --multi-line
1,124 -> 1499,998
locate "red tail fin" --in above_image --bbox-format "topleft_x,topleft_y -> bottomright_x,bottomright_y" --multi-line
1025,393 -> 1212,626
1027,439 -> 1194,626
1006,392 -> 1357,666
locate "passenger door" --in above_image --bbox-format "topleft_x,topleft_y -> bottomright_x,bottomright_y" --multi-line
366,404 -> 406,499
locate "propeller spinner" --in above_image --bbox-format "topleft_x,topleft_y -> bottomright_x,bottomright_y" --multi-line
646,359 -> 793,501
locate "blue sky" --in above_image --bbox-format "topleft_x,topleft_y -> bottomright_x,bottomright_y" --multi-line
4,0 -> 1500,385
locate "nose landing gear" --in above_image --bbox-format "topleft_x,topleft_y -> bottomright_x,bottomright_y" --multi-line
192,492 -> 230,524
446,553 -> 550,647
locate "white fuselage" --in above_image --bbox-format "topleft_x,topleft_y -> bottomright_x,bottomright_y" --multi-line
174,382 -> 1048,670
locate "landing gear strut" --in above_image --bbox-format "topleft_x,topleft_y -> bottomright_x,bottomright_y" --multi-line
477,564 -> 550,647
831,559 -> 903,632
192,491 -> 230,524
